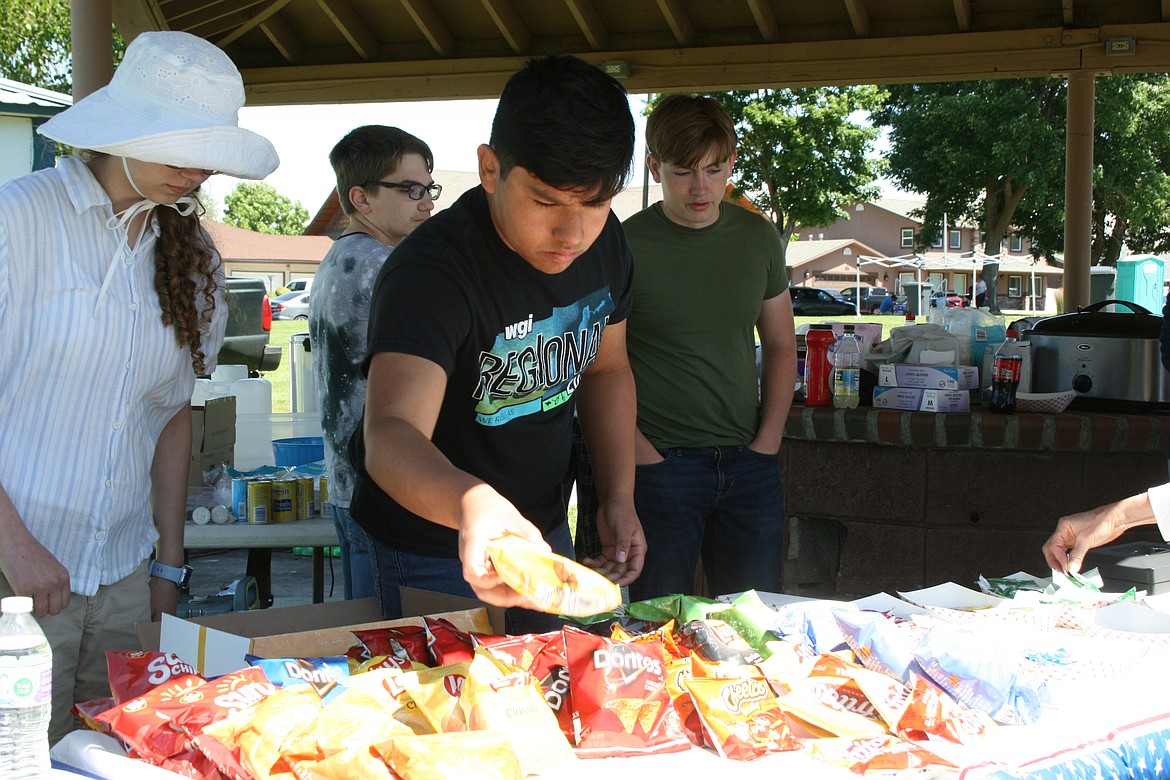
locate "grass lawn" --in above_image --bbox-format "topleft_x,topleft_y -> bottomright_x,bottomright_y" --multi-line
261,320 -> 310,413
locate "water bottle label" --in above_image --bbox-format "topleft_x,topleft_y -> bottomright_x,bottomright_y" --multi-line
0,660 -> 51,708
832,368 -> 860,395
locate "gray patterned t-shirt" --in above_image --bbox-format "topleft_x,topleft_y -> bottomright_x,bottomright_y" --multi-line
308,232 -> 391,508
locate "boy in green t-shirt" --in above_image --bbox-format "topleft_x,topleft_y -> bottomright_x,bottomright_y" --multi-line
622,94 -> 797,600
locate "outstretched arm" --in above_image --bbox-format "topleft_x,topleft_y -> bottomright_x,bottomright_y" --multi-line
363,352 -> 549,607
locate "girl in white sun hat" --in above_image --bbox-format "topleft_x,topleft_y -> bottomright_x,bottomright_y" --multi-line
0,30 -> 277,745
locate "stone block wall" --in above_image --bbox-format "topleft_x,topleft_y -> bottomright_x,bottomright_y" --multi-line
779,407 -> 1170,598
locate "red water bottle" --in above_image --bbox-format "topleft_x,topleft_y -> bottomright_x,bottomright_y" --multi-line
988,329 -> 1023,413
803,324 -> 835,407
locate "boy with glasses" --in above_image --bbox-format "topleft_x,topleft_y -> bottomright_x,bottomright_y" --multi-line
349,55 -> 645,632
309,125 -> 437,603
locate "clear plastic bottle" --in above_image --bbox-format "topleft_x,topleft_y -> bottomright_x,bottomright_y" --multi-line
832,324 -> 861,409
0,596 -> 52,778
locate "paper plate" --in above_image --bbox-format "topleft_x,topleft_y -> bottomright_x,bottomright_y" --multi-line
1083,601 -> 1170,645
899,582 -> 1060,631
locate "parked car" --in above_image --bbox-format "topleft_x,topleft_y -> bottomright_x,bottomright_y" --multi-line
284,278 -> 313,293
930,290 -> 967,308
789,286 -> 856,316
271,291 -> 311,320
214,277 -> 281,375
837,286 -> 890,314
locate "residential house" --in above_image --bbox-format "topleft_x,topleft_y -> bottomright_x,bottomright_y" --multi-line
204,221 -> 333,292
0,78 -> 71,185
807,196 -> 1061,309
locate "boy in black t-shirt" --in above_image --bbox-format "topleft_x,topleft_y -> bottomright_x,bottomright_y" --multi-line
349,55 -> 646,631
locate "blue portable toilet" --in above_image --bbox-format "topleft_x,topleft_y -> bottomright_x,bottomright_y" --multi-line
1115,255 -> 1165,313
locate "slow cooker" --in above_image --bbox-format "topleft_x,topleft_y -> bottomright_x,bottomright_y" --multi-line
1021,299 -> 1170,410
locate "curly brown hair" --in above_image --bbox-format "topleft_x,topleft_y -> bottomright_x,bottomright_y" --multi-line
154,199 -> 219,375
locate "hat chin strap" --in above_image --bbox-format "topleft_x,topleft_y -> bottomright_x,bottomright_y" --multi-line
94,158 -> 199,316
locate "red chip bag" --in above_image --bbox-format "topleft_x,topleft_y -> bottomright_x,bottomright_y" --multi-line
563,626 -> 690,757
95,673 -> 206,763
107,650 -> 197,704
810,734 -> 958,773
352,626 -> 430,665
171,667 -> 278,742
73,698 -> 115,734
424,616 -> 475,666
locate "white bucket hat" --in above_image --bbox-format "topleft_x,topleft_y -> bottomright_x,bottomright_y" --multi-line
38,31 -> 278,180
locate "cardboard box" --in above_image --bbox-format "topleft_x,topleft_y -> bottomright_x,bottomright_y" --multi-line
139,589 -> 505,677
819,321 -> 883,353
878,363 -> 980,390
190,395 -> 236,486
872,386 -> 971,412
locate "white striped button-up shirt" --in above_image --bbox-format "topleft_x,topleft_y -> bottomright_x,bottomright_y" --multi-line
0,157 -> 227,596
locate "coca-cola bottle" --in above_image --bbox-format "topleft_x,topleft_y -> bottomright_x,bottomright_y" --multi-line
988,329 -> 1023,413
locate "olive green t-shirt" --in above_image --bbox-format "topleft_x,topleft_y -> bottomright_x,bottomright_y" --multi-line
623,201 -> 788,449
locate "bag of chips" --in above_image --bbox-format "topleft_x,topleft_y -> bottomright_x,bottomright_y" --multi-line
245,655 -> 349,704
106,650 -> 198,704
563,627 -> 690,758
351,625 -> 430,666
424,616 -> 476,665
685,676 -> 800,760
484,534 -> 621,616
95,673 -> 206,763
479,631 -> 574,741
398,661 -> 471,733
460,648 -> 575,774
375,730 -> 524,780
809,734 -> 958,773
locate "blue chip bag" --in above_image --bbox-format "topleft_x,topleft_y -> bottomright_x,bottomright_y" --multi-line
245,654 -> 350,704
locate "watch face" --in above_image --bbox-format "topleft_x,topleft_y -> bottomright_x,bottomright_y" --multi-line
180,566 -> 193,588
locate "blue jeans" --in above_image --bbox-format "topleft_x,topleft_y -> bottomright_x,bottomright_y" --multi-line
628,445 -> 785,601
370,521 -> 575,635
331,505 -> 377,601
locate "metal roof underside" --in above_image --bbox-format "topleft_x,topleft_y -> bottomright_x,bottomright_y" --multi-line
111,0 -> 1170,106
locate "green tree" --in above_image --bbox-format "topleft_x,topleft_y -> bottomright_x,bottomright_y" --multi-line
0,0 -> 124,93
658,88 -> 886,253
1021,75 -> 1170,265
873,79 -> 1067,312
223,182 -> 309,236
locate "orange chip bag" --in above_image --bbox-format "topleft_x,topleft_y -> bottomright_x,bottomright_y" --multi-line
375,730 -> 523,780
684,676 -> 799,761
809,734 -> 958,773
73,698 -> 115,734
484,534 -> 621,616
460,648 -> 575,774
897,671 -> 995,744
199,685 -> 323,780
564,627 -> 691,758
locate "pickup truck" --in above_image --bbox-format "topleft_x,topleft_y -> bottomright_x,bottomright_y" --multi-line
212,277 -> 282,376
837,286 -> 890,314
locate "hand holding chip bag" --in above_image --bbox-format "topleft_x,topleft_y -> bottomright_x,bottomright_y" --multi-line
485,534 -> 622,617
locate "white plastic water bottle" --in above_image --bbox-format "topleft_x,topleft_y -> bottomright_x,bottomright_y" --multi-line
832,324 -> 861,409
0,596 -> 52,778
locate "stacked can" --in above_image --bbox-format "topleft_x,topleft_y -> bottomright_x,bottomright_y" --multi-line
295,476 -> 314,520
246,480 -> 272,524
319,475 -> 330,518
271,478 -> 296,523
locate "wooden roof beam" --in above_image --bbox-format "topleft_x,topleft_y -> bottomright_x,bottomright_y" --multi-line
564,0 -> 607,50
745,0 -> 781,43
1063,0 -> 1074,26
399,0 -> 456,57
844,0 -> 870,38
953,0 -> 972,32
481,0 -> 531,54
206,0 -> 295,46
316,0 -> 378,60
260,12 -> 303,63
656,0 -> 696,48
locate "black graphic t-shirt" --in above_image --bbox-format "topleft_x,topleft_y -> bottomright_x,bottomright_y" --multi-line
349,185 -> 632,557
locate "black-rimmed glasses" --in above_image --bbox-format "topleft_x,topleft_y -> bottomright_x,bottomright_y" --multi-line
365,180 -> 443,201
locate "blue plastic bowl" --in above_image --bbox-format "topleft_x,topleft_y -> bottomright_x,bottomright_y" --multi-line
272,436 -> 325,467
